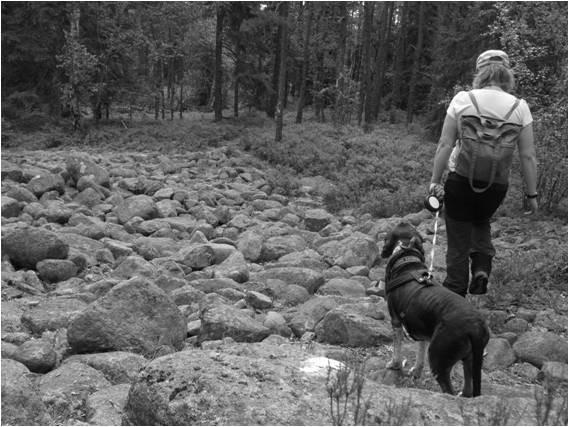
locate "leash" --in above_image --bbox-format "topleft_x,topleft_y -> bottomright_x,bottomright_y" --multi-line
427,210 -> 440,279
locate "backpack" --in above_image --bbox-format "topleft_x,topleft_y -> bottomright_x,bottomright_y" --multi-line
455,91 -> 522,193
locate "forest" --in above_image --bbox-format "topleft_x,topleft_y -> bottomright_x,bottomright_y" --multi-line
1,1 -> 568,211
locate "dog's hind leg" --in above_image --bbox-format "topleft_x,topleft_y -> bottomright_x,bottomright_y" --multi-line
387,326 -> 404,370
409,341 -> 427,378
461,354 -> 474,397
428,331 -> 457,395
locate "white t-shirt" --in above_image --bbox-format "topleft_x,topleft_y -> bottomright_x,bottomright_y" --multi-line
447,88 -> 533,171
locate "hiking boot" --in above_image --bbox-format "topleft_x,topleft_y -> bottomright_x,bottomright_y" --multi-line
469,271 -> 488,295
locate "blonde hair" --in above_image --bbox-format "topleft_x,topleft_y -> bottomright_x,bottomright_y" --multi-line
472,63 -> 515,92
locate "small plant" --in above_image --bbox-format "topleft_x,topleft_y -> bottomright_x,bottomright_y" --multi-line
326,352 -> 371,426
534,378 -> 568,426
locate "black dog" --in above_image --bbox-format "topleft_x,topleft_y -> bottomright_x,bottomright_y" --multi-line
381,222 -> 490,397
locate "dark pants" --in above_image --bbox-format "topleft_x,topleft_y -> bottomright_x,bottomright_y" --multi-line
442,173 -> 508,296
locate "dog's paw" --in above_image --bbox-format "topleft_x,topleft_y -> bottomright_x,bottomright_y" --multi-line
408,365 -> 424,378
386,359 -> 403,370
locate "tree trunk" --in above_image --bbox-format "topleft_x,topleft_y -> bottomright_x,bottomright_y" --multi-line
358,2 -> 374,126
407,2 -> 425,125
179,79 -> 183,119
275,2 -> 289,142
333,2 -> 348,124
234,56 -> 240,117
390,3 -> 408,114
267,4 -> 282,119
295,3 -> 313,124
374,3 -> 393,119
213,3 -> 225,122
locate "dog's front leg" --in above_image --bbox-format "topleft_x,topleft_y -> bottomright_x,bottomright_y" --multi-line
409,341 -> 427,378
386,326 -> 404,370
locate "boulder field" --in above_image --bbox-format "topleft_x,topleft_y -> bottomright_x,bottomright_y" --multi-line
1,147 -> 567,425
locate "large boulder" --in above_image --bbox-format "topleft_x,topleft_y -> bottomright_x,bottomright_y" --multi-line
315,303 -> 391,347
1,226 -> 69,270
64,351 -> 147,384
199,303 -> 271,343
66,154 -> 110,187
38,361 -> 111,416
26,172 -> 64,197
1,359 -> 50,425
21,297 -> 89,335
253,267 -> 324,294
316,232 -> 379,268
114,195 -> 159,224
122,341 -> 546,426
86,383 -> 131,426
67,277 -> 187,355
513,330 -> 568,368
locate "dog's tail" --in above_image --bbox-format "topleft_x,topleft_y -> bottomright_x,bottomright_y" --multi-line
470,320 -> 490,397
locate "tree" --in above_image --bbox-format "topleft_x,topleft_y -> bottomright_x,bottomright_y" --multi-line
295,2 -> 313,124
406,2 -> 425,125
275,2 -> 289,142
358,1 -> 374,126
213,3 -> 225,121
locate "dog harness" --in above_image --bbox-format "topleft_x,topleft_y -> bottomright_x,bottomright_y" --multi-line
385,250 -> 438,295
385,249 -> 441,334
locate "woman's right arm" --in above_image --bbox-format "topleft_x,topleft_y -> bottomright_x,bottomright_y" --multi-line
518,124 -> 538,213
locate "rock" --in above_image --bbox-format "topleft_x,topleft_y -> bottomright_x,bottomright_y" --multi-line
58,232 -> 105,267
263,311 -> 292,337
484,338 -> 516,371
286,296 -> 339,337
176,244 -> 216,269
36,259 -> 78,283
64,351 -> 147,384
213,250 -> 249,283
26,172 -> 64,197
170,285 -> 206,306
274,249 -> 328,270
21,297 -> 88,335
199,304 -> 271,343
503,317 -> 530,334
13,337 -> 57,373
317,278 -> 367,297
1,359 -> 50,425
534,309 -> 568,333
315,305 -> 392,346
539,361 -> 568,384
245,290 -> 273,310
260,235 -> 308,262
86,383 -> 131,426
2,341 -> 19,359
1,226 -> 69,270
1,160 -> 25,182
513,330 -> 568,368
316,232 -> 379,268
122,341 -> 542,426
237,230 -> 263,261
6,185 -> 38,203
67,276 -> 187,354
38,361 -> 111,415
66,154 -> 110,187
2,196 -> 21,218
304,208 -> 332,232
113,255 -> 157,279
114,195 -> 159,224
254,267 -> 324,294
190,277 -> 240,294
74,187 -> 103,207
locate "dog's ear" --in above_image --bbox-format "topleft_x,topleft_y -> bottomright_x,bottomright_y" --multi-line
381,231 -> 396,258
409,234 -> 425,254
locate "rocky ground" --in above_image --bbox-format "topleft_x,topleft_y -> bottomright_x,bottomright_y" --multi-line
1,142 -> 567,425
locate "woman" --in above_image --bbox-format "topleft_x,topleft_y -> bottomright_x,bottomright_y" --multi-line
429,49 -> 538,297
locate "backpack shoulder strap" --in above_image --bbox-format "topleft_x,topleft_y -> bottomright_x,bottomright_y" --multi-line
468,91 -> 481,115
503,98 -> 521,121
